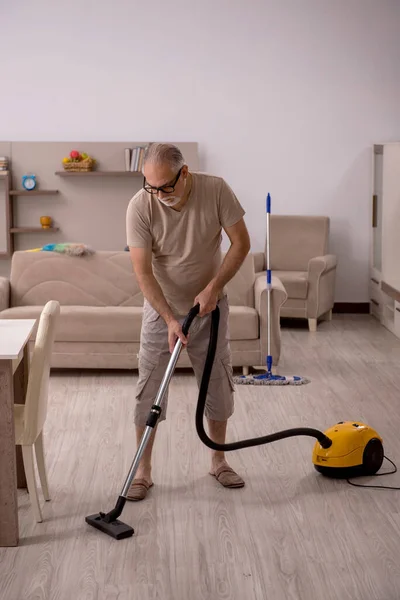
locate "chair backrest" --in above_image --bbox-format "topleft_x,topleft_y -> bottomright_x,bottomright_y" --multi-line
268,215 -> 330,271
22,300 -> 60,444
224,252 -> 255,307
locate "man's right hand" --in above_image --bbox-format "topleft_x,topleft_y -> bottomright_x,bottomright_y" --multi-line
167,319 -> 188,353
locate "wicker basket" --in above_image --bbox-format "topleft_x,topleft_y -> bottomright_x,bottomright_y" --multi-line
63,158 -> 95,172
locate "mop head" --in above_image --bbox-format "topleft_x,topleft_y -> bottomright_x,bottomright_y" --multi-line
233,372 -> 310,385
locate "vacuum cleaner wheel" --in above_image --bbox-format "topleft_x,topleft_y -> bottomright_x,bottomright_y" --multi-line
362,438 -> 384,476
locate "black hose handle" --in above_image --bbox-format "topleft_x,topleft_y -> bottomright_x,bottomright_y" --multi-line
181,303 -> 200,337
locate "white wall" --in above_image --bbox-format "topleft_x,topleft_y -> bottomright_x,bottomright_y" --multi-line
1,0 -> 400,301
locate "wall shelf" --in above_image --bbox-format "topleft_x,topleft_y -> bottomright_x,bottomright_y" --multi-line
55,171 -> 142,177
10,190 -> 59,196
10,227 -> 60,233
0,171 -> 11,257
0,170 -> 60,257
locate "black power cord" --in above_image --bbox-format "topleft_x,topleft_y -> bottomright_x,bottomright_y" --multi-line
347,456 -> 400,490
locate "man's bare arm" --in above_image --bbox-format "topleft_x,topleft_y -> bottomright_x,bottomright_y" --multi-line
194,218 -> 251,317
129,247 -> 175,325
209,218 -> 251,292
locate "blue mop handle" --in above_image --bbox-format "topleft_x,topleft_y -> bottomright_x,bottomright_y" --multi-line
266,269 -> 271,286
266,193 -> 272,373
266,193 -> 271,284
266,193 -> 271,214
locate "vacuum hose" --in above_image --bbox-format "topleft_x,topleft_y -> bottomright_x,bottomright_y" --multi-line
182,303 -> 332,451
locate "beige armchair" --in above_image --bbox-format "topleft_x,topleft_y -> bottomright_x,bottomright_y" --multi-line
254,215 -> 337,331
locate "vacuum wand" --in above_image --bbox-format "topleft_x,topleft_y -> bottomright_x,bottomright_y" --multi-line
120,336 -> 184,498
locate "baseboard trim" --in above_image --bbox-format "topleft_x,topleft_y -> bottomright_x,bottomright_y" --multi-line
333,302 -> 370,314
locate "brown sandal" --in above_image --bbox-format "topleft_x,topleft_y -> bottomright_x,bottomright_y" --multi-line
211,466 -> 245,488
126,479 -> 153,501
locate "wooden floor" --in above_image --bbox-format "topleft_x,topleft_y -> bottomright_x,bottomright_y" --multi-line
1,314 -> 400,600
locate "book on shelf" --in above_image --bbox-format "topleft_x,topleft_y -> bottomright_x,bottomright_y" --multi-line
124,148 -> 131,171
129,146 -> 147,172
0,156 -> 9,171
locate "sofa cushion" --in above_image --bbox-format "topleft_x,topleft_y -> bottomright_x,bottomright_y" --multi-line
9,251 -> 143,308
0,304 -> 260,343
0,306 -> 143,342
273,271 -> 308,299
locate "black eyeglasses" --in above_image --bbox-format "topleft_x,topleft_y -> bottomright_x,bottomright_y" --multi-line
144,167 -> 183,195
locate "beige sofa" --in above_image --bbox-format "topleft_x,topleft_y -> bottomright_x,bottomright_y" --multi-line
254,215 -> 337,331
0,250 -> 287,370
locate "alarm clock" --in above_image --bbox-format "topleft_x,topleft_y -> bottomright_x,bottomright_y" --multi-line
22,174 -> 37,191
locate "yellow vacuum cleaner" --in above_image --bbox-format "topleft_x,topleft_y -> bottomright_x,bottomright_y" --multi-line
86,304 -> 388,540
312,421 -> 384,478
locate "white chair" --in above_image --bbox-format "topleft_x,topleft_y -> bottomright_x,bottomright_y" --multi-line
14,300 -> 60,523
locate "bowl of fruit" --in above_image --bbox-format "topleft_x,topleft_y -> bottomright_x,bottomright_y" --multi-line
62,150 -> 96,172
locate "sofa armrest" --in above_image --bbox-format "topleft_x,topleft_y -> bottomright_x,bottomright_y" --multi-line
254,274 -> 287,311
0,277 -> 10,312
253,252 -> 265,274
308,254 -> 337,278
307,254 -> 337,318
254,274 -> 287,365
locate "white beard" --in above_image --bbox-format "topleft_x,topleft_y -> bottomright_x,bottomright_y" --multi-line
158,196 -> 181,207
158,176 -> 187,208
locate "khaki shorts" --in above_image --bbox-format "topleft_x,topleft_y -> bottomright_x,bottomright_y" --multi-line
134,295 -> 235,426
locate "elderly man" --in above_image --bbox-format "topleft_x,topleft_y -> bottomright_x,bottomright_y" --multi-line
126,143 -> 250,500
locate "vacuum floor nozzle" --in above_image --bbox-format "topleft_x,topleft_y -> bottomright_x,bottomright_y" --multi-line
85,513 -> 134,540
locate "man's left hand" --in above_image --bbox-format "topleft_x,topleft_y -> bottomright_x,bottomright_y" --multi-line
194,283 -> 220,317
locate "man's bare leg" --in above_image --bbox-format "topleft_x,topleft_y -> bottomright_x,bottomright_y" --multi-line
135,425 -> 157,483
126,425 -> 157,500
207,418 -> 245,487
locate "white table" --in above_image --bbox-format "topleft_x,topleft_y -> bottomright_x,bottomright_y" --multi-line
0,319 -> 36,546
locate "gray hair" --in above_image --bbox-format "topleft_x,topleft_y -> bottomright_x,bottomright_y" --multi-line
142,143 -> 185,173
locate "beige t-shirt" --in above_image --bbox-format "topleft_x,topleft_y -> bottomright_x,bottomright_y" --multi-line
126,172 -> 245,316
